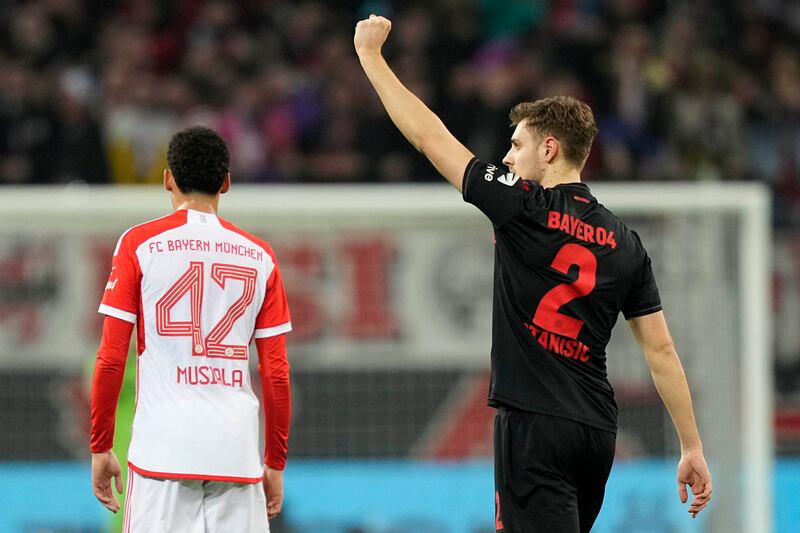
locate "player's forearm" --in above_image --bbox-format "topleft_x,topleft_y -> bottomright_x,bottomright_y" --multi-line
646,347 -> 703,452
266,375 -> 291,470
357,52 -> 449,159
256,335 -> 291,470
90,317 -> 133,453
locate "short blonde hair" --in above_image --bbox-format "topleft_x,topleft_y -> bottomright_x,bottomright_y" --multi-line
510,96 -> 598,167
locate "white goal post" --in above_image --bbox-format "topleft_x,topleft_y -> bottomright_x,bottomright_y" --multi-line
0,181 -> 772,532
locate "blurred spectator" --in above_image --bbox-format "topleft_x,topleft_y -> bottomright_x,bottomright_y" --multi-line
52,67 -> 109,184
0,63 -> 59,184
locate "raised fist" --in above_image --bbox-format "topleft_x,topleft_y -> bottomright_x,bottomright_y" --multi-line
354,14 -> 392,56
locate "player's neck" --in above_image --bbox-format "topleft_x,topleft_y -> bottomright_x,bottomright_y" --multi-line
173,194 -> 220,215
539,164 -> 582,189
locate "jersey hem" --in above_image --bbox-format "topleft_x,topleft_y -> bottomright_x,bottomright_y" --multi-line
128,461 -> 263,484
488,395 -> 617,434
98,304 -> 137,323
623,304 -> 663,320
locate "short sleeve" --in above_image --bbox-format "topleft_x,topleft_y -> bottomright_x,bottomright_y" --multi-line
254,262 -> 292,338
622,235 -> 662,320
462,157 -> 544,227
98,233 -> 140,323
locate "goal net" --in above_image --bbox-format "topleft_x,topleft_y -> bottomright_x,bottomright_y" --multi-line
0,182 -> 771,532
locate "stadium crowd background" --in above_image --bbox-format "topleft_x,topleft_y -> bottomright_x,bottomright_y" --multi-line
1,0 -> 799,225
2,0 -> 800,425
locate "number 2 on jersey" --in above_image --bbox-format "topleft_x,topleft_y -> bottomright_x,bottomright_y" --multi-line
532,244 -> 597,339
156,262 -> 258,359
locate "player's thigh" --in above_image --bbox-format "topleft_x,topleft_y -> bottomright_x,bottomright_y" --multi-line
123,470 -> 204,533
577,428 -> 616,533
494,407 -> 580,533
203,479 -> 269,533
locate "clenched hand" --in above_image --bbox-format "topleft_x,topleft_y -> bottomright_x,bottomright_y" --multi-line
354,14 -> 392,57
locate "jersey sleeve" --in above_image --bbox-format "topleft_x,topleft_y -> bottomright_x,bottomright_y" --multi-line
256,334 -> 291,470
622,234 -> 663,319
98,232 -> 140,323
254,261 -> 292,338
90,316 -> 134,453
462,157 -> 545,227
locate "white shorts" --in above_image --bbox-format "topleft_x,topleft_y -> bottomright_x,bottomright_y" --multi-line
122,469 -> 269,533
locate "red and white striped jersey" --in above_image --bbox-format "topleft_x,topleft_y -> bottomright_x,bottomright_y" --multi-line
99,209 -> 291,482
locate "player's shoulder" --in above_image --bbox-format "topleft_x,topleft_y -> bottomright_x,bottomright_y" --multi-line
596,204 -> 648,254
114,211 -> 188,256
465,158 -> 542,196
566,190 -> 648,252
216,216 -> 278,261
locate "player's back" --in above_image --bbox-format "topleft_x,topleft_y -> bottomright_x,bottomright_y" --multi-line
463,159 -> 661,432
99,209 -> 291,481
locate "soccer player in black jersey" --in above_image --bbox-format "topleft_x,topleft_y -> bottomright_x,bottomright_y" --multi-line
355,15 -> 712,533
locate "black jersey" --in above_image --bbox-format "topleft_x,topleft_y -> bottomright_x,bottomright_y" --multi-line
462,158 -> 662,432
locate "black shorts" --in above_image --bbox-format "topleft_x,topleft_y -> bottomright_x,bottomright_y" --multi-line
494,406 -> 616,533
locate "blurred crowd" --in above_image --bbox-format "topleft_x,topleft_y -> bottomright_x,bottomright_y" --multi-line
2,0 -> 800,225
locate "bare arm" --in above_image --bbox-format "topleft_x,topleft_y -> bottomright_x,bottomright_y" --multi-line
354,15 -> 474,191
629,311 -> 701,449
628,311 -> 712,517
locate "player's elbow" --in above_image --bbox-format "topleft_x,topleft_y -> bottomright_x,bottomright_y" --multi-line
414,132 -> 434,155
653,336 -> 676,355
644,334 -> 679,362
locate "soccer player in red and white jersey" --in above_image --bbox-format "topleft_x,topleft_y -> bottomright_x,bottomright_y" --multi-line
355,15 -> 712,533
90,127 -> 291,532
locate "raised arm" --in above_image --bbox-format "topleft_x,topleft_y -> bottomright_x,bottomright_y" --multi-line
628,311 -> 712,518
354,15 -> 474,191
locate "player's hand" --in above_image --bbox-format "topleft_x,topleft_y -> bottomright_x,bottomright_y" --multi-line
677,447 -> 712,518
263,467 -> 284,520
91,450 -> 124,513
354,14 -> 392,57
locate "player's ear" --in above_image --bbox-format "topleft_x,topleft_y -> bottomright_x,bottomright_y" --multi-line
164,168 -> 175,192
543,137 -> 559,164
220,173 -> 231,195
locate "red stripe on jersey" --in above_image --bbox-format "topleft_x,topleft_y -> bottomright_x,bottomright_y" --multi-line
128,461 -> 263,484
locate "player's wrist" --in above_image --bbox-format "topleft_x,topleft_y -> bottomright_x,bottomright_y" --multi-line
356,48 -> 384,62
91,447 -> 114,455
680,441 -> 703,454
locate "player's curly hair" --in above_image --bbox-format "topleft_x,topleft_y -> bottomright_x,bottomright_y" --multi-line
167,127 -> 230,195
510,96 -> 598,168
